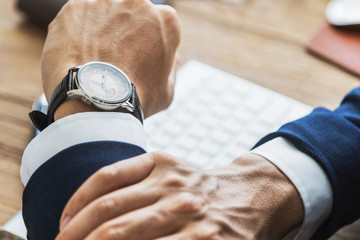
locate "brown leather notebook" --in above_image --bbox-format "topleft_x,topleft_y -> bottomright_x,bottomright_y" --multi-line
306,24 -> 360,77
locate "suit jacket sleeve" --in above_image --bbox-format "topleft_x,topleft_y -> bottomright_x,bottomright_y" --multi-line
254,87 -> 360,240
22,141 -> 146,240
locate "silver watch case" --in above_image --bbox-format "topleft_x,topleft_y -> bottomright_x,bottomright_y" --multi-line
67,62 -> 135,112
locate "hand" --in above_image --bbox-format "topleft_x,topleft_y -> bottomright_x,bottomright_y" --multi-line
41,0 -> 180,119
56,152 -> 304,240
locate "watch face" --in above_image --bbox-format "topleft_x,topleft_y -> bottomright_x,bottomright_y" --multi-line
77,62 -> 132,103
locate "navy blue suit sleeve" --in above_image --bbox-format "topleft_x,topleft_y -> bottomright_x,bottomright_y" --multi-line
22,141 -> 146,240
254,87 -> 360,240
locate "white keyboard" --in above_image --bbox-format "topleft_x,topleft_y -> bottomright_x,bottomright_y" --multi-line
145,61 -> 312,169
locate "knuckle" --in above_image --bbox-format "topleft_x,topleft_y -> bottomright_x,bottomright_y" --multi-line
95,165 -> 117,182
93,195 -> 116,215
56,226 -> 76,240
66,0 -> 76,6
66,0 -> 81,7
101,0 -> 111,4
56,232 -> 65,240
67,0 -> 93,8
47,20 -> 55,32
159,6 -> 179,26
149,150 -> 167,159
159,5 -> 177,18
170,193 -> 205,215
96,224 -> 125,240
122,0 -> 146,7
195,224 -> 221,240
161,173 -> 187,188
151,151 -> 177,164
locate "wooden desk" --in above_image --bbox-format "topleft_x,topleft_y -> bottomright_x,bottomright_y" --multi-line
0,0 -> 359,238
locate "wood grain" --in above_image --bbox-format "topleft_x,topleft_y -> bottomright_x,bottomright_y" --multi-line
0,0 -> 359,238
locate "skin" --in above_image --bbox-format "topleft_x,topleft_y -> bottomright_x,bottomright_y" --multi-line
56,152 -> 304,240
41,0 -> 180,119
39,0 -> 304,239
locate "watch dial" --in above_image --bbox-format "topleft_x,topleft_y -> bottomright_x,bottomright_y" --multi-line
77,62 -> 131,103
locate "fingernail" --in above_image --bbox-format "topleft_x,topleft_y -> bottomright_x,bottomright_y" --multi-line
59,216 -> 72,231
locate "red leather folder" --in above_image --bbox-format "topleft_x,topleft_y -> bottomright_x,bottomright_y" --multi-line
306,24 -> 360,77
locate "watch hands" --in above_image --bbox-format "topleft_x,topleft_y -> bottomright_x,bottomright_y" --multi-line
91,80 -> 116,96
91,79 -> 109,89
102,69 -> 106,84
104,88 -> 116,95
91,80 -> 103,87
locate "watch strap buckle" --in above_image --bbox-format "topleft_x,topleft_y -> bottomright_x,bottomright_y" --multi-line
29,110 -> 49,131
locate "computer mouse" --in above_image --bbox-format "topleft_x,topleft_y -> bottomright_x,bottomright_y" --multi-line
326,0 -> 360,27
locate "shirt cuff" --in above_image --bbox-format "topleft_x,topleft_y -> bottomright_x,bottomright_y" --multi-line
251,137 -> 333,240
21,112 -> 147,186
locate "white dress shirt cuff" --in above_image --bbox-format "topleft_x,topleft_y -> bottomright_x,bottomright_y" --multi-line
251,137 -> 333,240
21,112 -> 146,186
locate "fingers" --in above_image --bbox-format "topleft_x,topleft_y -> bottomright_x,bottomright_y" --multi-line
84,203 -> 177,240
84,193 -> 207,240
59,154 -> 155,230
57,181 -> 160,240
58,152 -> 190,239
58,151 -> 207,240
154,222 -> 222,240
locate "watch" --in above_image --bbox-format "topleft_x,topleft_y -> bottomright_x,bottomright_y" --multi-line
30,61 -> 144,131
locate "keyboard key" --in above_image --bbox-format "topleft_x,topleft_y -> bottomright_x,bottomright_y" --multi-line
212,129 -> 233,145
199,140 -> 222,157
199,92 -> 215,103
188,102 -> 205,114
258,106 -> 284,125
189,125 -> 210,139
248,121 -> 272,137
162,122 -> 184,136
224,143 -> 245,158
222,117 -> 246,133
223,94 -> 241,106
239,132 -> 262,148
150,132 -> 174,148
177,135 -> 199,150
245,92 -> 269,111
200,118 -> 219,130
147,143 -> 160,152
166,146 -> 187,159
213,105 -> 231,116
233,80 -> 251,95
173,111 -> 194,125
233,110 -> 253,123
187,151 -> 210,168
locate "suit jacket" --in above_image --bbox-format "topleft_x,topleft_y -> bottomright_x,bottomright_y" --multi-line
23,142 -> 146,240
255,87 -> 360,240
23,88 -> 360,240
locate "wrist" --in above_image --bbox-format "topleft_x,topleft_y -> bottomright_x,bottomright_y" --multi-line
42,60 -> 77,100
230,154 -> 304,239
53,98 -> 97,121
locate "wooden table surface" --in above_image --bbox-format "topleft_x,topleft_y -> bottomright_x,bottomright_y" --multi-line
0,0 -> 359,239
